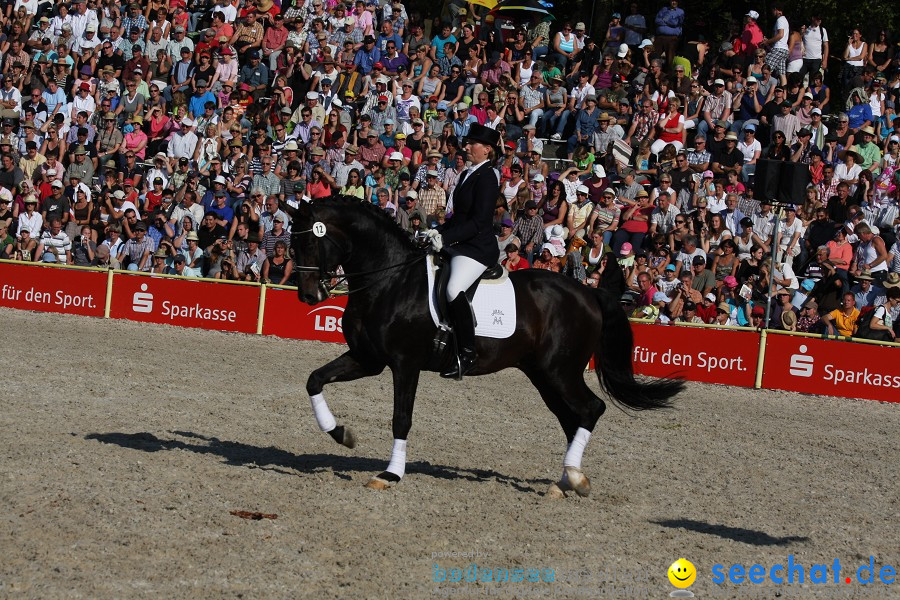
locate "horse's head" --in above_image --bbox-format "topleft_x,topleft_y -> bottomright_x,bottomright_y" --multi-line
281,200 -> 350,305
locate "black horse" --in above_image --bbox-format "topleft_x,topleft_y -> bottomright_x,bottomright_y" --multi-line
283,197 -> 684,497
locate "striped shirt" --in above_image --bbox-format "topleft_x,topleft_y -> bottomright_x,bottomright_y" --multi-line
123,236 -> 156,271
39,231 -> 72,264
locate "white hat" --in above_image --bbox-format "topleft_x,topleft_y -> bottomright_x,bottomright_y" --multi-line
593,164 -> 606,178
533,174 -> 544,182
46,168 -> 57,176
575,22 -> 586,30
550,224 -> 564,238
112,189 -> 125,198
344,16 -> 355,26
306,91 -> 319,100
284,140 -> 299,151
811,107 -> 822,115
638,39 -> 653,49
181,117 -> 194,126
331,97 -> 342,108
746,9 -> 759,19
705,292 -> 717,302
426,169 -> 440,178
541,242 -> 564,257
214,175 -> 227,185
714,78 -> 726,86
51,180 -> 64,188
389,151 -> 403,161
405,189 -> 418,199
617,43 -> 628,58
576,184 -> 590,195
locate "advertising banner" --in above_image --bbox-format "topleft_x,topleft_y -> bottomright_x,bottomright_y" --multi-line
262,287 -> 347,343
630,323 -> 760,388
109,273 -> 260,334
0,262 -> 106,317
761,333 -> 900,403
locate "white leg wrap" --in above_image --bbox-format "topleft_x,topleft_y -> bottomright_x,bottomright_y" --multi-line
310,393 -> 336,432
385,439 -> 407,479
563,427 -> 592,469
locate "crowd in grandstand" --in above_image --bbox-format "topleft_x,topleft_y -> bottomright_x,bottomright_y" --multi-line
0,0 -> 898,340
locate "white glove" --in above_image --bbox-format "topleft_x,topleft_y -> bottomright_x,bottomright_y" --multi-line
424,229 -> 443,252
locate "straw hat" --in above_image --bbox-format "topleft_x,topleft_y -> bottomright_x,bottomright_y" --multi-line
781,309 -> 797,330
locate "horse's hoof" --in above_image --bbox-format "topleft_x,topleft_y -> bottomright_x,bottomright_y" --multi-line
341,426 -> 356,449
547,483 -> 567,499
365,476 -> 392,490
328,425 -> 357,449
563,467 -> 591,497
365,471 -> 400,490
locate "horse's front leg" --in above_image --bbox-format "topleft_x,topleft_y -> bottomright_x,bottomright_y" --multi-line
306,351 -> 385,448
366,367 -> 420,490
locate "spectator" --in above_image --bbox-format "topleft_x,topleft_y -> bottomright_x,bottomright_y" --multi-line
822,292 -> 860,337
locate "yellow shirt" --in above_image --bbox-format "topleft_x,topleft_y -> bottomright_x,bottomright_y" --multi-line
828,307 -> 860,337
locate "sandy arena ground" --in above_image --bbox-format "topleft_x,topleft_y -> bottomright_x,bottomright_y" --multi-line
0,309 -> 898,600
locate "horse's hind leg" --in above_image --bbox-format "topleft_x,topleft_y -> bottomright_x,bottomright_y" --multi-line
524,367 -> 606,498
306,351 -> 385,448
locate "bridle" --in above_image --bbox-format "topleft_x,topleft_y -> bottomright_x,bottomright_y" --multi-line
289,204 -> 426,297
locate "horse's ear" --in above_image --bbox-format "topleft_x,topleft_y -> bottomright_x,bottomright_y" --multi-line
279,199 -> 306,222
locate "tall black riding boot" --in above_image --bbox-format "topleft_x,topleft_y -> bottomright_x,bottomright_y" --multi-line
441,294 -> 477,379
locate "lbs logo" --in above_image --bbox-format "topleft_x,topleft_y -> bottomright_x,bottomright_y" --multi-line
309,305 -> 344,333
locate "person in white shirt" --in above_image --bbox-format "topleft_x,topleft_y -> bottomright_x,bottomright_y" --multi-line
167,118 -> 199,170
763,5 -> 790,83
799,16 -> 829,81
18,196 -> 43,237
0,76 -> 22,113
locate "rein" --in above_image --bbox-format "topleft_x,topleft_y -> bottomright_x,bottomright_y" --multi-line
290,208 -> 427,297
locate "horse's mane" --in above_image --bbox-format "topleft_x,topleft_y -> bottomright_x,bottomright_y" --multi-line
599,251 -> 627,297
312,195 -> 419,251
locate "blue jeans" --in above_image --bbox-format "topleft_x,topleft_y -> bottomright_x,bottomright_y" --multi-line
742,163 -> 756,183
532,46 -> 549,61
696,119 -> 713,140
602,230 -> 614,247
611,229 -> 646,256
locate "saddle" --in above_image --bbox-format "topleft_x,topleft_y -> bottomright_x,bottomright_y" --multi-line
429,252 -> 505,370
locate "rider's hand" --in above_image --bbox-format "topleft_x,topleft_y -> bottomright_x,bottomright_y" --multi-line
424,229 -> 443,252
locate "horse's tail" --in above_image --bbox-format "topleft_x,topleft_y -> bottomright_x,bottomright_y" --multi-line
592,288 -> 684,410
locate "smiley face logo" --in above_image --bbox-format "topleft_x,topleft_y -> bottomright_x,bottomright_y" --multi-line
668,558 -> 697,589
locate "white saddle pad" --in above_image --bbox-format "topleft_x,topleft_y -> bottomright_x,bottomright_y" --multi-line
426,255 -> 517,339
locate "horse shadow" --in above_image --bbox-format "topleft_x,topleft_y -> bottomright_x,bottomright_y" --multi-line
83,431 -> 551,493
651,518 -> 810,546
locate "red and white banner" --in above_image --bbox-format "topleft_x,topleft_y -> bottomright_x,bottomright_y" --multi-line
5,261 -> 899,403
630,323 -> 760,388
262,288 -> 347,343
0,261 -> 106,317
762,333 -> 900,403
109,273 -> 261,334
